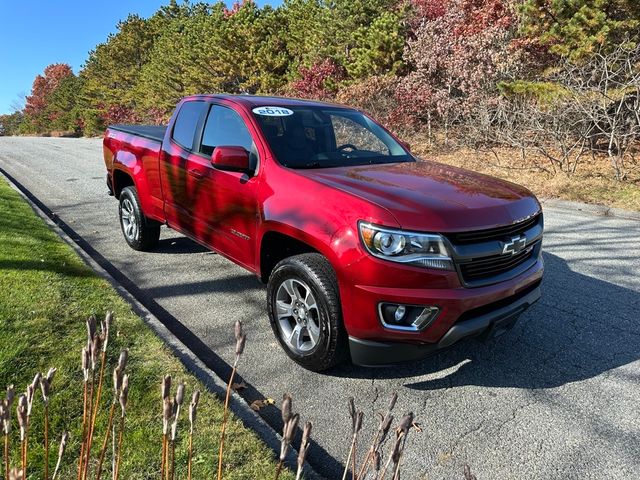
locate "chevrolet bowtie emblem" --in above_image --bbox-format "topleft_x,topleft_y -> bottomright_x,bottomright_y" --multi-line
502,236 -> 527,256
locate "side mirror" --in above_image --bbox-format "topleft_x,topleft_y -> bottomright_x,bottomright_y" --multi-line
211,146 -> 251,173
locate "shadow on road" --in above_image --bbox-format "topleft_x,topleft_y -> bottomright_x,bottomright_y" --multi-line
327,251 -> 640,392
143,272 -> 261,298
154,236 -> 210,254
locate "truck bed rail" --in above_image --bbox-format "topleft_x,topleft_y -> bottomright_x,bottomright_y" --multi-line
109,124 -> 167,143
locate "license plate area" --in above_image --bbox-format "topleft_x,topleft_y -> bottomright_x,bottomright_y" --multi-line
479,308 -> 524,341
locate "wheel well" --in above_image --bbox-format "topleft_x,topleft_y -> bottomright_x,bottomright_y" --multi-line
260,231 -> 318,282
112,170 -> 135,198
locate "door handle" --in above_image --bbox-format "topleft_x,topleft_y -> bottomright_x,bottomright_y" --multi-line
188,169 -> 204,180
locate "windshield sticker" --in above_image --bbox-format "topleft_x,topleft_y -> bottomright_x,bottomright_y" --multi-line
252,106 -> 294,117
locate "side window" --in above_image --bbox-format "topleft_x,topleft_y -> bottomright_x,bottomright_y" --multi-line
199,105 -> 255,156
172,101 -> 205,149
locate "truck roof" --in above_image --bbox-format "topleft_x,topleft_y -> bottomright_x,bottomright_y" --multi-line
181,94 -> 350,110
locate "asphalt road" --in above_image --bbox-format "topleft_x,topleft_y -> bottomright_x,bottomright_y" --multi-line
1,136 -> 639,479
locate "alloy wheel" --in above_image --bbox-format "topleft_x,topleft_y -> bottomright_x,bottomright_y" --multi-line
275,278 -> 321,354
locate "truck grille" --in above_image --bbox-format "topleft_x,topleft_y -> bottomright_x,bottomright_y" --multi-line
446,213 -> 543,287
458,246 -> 535,282
447,214 -> 541,244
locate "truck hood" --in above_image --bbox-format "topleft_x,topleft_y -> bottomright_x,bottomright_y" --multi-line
295,160 -> 541,232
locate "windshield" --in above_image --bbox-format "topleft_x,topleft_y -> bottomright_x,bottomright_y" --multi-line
252,106 -> 413,169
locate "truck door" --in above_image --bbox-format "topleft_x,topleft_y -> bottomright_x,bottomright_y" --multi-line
185,103 -> 260,271
159,100 -> 208,233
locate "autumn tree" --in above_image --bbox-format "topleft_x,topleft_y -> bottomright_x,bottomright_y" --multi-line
289,58 -> 345,99
396,0 -> 519,140
23,63 -> 74,132
336,75 -> 399,125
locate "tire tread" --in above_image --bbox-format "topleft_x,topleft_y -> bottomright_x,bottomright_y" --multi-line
119,186 -> 161,251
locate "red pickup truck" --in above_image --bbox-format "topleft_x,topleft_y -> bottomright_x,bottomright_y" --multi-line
103,95 -> 543,371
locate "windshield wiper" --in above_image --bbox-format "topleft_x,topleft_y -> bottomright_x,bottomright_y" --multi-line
298,161 -> 340,169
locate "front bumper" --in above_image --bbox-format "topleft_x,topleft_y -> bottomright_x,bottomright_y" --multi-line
348,282 -> 541,366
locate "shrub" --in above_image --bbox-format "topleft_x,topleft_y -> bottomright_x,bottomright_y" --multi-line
336,75 -> 400,127
288,59 -> 345,101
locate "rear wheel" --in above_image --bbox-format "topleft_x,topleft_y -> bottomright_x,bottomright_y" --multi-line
118,186 -> 160,251
267,253 -> 348,371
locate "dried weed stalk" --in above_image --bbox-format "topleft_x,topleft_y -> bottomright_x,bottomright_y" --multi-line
377,412 -> 414,480
113,374 -> 129,480
295,421 -> 312,480
342,397 -> 364,480
16,395 -> 27,477
187,390 -> 200,480
357,392 -> 397,480
216,320 -> 246,480
275,412 -> 299,480
161,375 -> 172,480
84,312 -> 111,480
96,349 -> 127,480
169,382 -> 185,479
22,372 -> 40,479
52,431 -> 69,480
77,332 -> 91,480
40,367 -> 56,480
2,385 -> 15,480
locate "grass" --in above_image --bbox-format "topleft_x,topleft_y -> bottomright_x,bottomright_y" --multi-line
406,140 -> 640,211
0,175 -> 294,479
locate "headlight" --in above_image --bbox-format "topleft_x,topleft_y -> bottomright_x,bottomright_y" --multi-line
359,222 -> 453,270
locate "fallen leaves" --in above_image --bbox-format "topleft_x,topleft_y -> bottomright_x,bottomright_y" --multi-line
231,381 -> 247,392
250,398 -> 275,411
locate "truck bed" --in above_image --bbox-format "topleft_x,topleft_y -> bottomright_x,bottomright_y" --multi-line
109,124 -> 167,143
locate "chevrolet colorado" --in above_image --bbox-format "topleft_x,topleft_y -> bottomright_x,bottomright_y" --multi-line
103,95 -> 543,371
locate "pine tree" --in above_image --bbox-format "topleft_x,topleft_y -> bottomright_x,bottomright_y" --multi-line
519,0 -> 640,61
347,11 -> 406,79
81,14 -> 158,114
46,75 -> 84,133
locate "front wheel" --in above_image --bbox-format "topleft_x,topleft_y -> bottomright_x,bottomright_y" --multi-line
118,186 -> 160,251
267,253 -> 348,371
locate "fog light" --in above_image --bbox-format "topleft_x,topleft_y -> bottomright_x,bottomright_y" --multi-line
379,303 -> 440,332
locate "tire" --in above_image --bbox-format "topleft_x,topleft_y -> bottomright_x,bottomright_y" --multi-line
118,186 -> 160,251
267,253 -> 348,371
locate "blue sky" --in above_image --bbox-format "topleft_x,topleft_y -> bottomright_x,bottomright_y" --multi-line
0,0 -> 279,114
